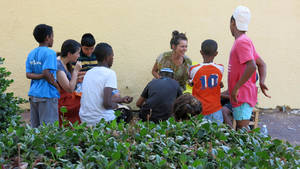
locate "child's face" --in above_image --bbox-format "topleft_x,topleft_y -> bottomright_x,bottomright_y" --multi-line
47,33 -> 54,47
107,52 -> 114,68
82,46 -> 94,57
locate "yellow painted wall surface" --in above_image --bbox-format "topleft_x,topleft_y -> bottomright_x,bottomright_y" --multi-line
0,0 -> 299,108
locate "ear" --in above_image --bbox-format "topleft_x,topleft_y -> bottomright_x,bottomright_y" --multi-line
171,44 -> 176,50
200,50 -> 204,56
231,19 -> 236,27
67,52 -> 72,57
214,51 -> 218,57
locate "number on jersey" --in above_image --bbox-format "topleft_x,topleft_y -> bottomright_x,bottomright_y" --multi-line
199,74 -> 219,89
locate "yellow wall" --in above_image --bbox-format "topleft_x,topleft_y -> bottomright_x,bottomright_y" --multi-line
0,0 -> 299,108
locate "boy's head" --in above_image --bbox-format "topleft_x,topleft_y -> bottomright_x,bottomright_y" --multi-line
200,39 -> 218,58
172,93 -> 202,121
33,24 -> 53,47
230,6 -> 251,36
94,42 -> 114,68
159,68 -> 174,79
81,33 -> 95,57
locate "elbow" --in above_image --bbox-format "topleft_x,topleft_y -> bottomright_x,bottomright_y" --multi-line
136,102 -> 141,108
103,99 -> 113,109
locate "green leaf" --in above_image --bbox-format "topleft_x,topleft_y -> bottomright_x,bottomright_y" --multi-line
112,151 -> 121,160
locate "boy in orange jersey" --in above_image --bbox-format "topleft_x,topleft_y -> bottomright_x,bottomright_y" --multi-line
189,39 -> 224,125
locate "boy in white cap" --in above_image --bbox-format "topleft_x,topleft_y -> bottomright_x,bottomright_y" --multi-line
228,6 -> 271,129
136,68 -> 182,123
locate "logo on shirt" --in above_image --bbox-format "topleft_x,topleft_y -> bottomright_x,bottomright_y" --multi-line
30,60 -> 42,65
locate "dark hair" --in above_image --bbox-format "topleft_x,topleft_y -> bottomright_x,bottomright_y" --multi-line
172,93 -> 202,121
170,30 -> 188,49
33,24 -> 53,43
94,43 -> 113,63
159,71 -> 174,79
201,39 -> 218,56
81,33 -> 95,47
60,39 -> 81,72
231,15 -> 235,22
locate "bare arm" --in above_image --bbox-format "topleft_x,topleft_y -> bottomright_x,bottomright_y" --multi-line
231,60 -> 256,103
42,69 -> 60,90
26,73 -> 44,80
56,70 -> 78,93
56,62 -> 81,93
256,57 -> 271,98
151,62 -> 160,79
136,96 -> 146,108
103,87 -> 133,109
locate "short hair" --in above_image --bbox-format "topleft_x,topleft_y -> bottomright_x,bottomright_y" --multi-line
81,33 -> 95,47
94,43 -> 113,63
170,30 -> 188,49
33,24 -> 53,43
201,39 -> 218,56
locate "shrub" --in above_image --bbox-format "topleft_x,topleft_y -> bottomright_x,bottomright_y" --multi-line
0,58 -> 26,131
0,116 -> 299,168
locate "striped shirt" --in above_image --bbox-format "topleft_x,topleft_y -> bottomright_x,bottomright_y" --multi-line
76,51 -> 98,72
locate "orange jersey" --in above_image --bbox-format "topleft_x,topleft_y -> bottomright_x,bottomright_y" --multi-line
189,63 -> 224,115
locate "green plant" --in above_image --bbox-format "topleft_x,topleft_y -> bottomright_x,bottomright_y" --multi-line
1,116 -> 299,168
0,58 -> 26,131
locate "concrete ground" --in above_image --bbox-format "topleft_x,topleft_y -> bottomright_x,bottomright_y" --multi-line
21,109 -> 300,146
258,109 -> 300,146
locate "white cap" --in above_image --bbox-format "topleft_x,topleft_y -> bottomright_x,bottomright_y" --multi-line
233,6 -> 251,31
263,125 -> 267,128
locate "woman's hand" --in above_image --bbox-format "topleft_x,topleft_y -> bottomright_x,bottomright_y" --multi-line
74,61 -> 82,72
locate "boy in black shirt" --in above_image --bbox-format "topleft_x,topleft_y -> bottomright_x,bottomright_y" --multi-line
136,68 -> 182,123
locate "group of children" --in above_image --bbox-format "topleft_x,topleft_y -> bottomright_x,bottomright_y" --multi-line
25,5 -> 270,129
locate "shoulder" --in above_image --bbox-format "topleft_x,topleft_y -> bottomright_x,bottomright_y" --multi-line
101,67 -> 117,77
213,63 -> 224,73
235,35 -> 252,47
183,55 -> 192,65
56,60 -> 64,71
42,47 -> 56,55
157,51 -> 172,62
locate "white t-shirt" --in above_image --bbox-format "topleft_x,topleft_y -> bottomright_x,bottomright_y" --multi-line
79,66 -> 117,126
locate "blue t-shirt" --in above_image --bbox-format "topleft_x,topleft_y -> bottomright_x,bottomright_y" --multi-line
25,47 -> 59,98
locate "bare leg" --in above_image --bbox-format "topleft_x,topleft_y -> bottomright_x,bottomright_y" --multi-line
222,106 -> 233,128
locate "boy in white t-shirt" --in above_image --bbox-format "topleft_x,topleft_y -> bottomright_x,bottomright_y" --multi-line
79,43 -> 132,126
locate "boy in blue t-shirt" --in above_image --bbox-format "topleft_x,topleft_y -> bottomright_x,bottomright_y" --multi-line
25,24 -> 60,128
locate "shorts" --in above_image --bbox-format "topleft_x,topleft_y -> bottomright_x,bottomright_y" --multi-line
233,103 -> 253,120
29,96 -> 58,128
204,109 -> 223,125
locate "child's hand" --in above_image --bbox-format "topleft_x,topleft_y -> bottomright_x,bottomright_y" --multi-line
260,83 -> 271,98
122,96 -> 133,104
